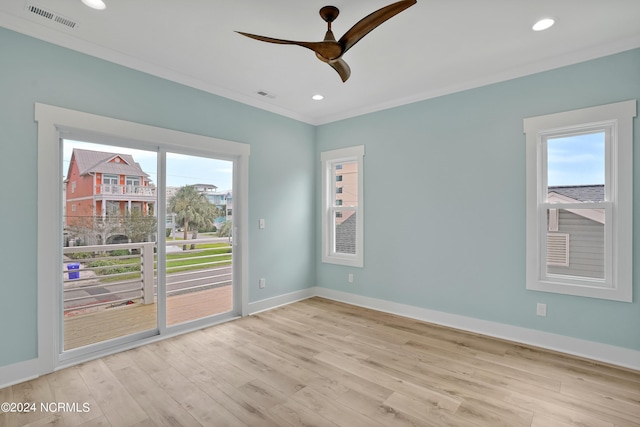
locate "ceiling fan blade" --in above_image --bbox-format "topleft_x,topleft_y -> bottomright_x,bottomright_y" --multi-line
236,31 -> 323,52
338,0 -> 416,53
236,31 -> 343,60
328,58 -> 351,82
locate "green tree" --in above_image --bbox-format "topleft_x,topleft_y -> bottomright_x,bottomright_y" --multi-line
217,220 -> 233,244
66,214 -> 123,246
121,210 -> 157,243
169,185 -> 220,250
66,210 -> 157,246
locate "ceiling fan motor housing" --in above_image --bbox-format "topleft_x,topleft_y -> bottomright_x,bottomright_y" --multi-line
319,6 -> 340,23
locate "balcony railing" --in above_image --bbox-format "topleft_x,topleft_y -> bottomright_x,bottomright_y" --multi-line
63,238 -> 232,315
95,184 -> 155,196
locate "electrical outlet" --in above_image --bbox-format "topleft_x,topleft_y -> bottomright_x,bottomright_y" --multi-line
536,303 -> 547,317
348,273 -> 354,283
259,278 -> 266,289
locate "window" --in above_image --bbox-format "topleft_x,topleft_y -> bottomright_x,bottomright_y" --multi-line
523,100 -> 635,301
130,202 -> 142,213
106,201 -> 120,216
125,176 -> 140,193
103,174 -> 119,194
321,145 -> 364,267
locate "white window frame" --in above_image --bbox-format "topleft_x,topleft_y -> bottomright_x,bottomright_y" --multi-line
321,145 -> 364,267
523,100 -> 635,302
125,176 -> 140,186
103,174 -> 118,184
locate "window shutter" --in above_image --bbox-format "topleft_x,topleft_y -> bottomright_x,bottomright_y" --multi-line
547,233 -> 569,266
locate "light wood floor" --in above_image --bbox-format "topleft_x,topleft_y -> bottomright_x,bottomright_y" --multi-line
3,297 -> 639,426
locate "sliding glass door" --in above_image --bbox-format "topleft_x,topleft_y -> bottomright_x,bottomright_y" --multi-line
62,140 -> 159,351
60,140 -> 238,355
164,152 -> 234,326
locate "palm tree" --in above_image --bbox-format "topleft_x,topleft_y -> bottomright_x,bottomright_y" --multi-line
217,220 -> 233,244
169,185 -> 219,250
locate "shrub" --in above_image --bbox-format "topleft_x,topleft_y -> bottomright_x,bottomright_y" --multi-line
108,249 -> 130,257
87,259 -> 140,276
67,252 -> 94,260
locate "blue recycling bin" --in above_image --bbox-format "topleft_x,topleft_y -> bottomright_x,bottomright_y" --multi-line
67,263 -> 80,280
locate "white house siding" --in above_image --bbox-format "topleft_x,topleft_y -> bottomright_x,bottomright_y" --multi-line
548,210 -> 604,279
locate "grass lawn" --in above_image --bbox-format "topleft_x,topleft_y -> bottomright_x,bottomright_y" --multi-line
166,243 -> 232,272
88,243 -> 232,282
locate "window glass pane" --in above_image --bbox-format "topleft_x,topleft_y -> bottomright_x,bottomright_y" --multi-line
546,132 -> 605,203
334,210 -> 356,255
333,160 -> 358,207
321,145 -> 364,267
102,174 -> 120,194
166,153 -> 234,326
62,140 -> 158,350
546,208 -> 605,280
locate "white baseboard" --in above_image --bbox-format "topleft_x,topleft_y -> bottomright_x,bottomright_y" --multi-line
248,288 -> 316,315
312,287 -> 640,371
0,358 -> 39,390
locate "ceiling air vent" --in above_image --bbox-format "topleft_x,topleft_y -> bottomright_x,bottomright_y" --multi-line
256,90 -> 276,99
26,4 -> 79,29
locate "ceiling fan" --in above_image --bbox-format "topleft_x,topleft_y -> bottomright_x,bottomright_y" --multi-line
236,0 -> 417,82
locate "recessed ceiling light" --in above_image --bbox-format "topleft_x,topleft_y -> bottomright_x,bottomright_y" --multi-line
81,0 -> 106,10
312,94 -> 324,101
533,18 -> 555,31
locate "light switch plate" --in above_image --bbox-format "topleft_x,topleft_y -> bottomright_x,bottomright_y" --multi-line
536,303 -> 547,317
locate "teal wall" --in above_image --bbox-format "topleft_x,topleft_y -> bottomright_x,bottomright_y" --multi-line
1,25 -> 638,371
315,48 -> 640,351
0,28 -> 316,367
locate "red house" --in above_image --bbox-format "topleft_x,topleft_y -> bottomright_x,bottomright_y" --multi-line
65,148 -> 156,228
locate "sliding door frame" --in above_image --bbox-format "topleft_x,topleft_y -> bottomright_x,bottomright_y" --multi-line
36,103 -> 250,374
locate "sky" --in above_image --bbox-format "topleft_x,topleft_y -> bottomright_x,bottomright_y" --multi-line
64,131 -> 603,191
546,131 -> 605,187
63,140 -> 233,191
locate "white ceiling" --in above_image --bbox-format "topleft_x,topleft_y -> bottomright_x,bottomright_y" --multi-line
1,0 -> 639,125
